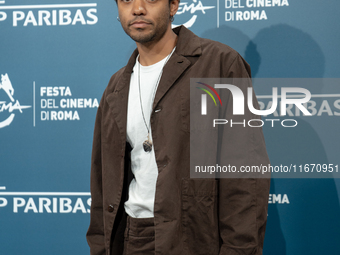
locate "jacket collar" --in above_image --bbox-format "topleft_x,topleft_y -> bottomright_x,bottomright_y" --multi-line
173,25 -> 202,57
114,25 -> 202,92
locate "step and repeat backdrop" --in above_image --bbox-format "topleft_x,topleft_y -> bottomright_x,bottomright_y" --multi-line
1,0 -> 339,254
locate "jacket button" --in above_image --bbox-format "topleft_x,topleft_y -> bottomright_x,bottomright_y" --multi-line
108,205 -> 114,213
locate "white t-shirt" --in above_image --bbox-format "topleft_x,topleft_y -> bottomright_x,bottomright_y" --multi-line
124,54 -> 171,218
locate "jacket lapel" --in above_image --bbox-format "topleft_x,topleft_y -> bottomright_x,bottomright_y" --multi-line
105,50 -> 138,144
153,26 -> 202,110
152,54 -> 191,110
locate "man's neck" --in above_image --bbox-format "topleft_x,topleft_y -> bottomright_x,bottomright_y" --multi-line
136,27 -> 177,66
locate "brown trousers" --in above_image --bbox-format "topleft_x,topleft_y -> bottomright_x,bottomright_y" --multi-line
123,214 -> 155,255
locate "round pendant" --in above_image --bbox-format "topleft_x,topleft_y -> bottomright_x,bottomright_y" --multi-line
143,140 -> 152,152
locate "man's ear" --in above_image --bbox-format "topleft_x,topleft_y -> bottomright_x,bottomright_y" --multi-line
170,0 -> 180,17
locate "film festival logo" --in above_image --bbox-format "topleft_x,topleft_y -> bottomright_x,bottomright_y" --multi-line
173,0 -> 215,28
196,81 -> 312,128
0,73 -> 31,128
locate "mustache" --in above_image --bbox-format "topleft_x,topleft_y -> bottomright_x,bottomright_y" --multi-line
129,18 -> 153,25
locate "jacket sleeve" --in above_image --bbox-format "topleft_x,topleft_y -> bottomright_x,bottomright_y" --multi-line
218,54 -> 271,255
86,103 -> 106,255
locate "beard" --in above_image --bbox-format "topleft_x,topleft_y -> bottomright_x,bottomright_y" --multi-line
126,23 -> 167,44
121,7 -> 170,44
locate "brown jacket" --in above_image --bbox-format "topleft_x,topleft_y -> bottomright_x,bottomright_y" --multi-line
87,26 -> 270,255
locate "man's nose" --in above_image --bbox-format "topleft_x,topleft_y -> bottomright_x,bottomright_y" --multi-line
132,0 -> 146,16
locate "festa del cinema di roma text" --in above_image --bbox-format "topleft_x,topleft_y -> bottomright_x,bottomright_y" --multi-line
40,86 -> 99,121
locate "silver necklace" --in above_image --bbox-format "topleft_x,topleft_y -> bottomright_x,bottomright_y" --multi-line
138,47 -> 176,152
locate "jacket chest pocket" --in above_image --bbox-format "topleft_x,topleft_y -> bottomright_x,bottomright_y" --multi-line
181,178 -> 220,255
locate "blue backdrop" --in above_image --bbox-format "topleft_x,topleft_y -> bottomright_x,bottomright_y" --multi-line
1,0 -> 339,254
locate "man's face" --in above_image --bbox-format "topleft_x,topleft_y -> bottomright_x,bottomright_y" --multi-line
117,0 -> 178,44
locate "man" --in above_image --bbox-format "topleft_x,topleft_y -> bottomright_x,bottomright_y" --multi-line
87,0 -> 270,254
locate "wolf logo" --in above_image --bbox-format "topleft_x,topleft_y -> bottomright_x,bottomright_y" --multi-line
0,73 -> 15,102
172,0 -> 215,28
